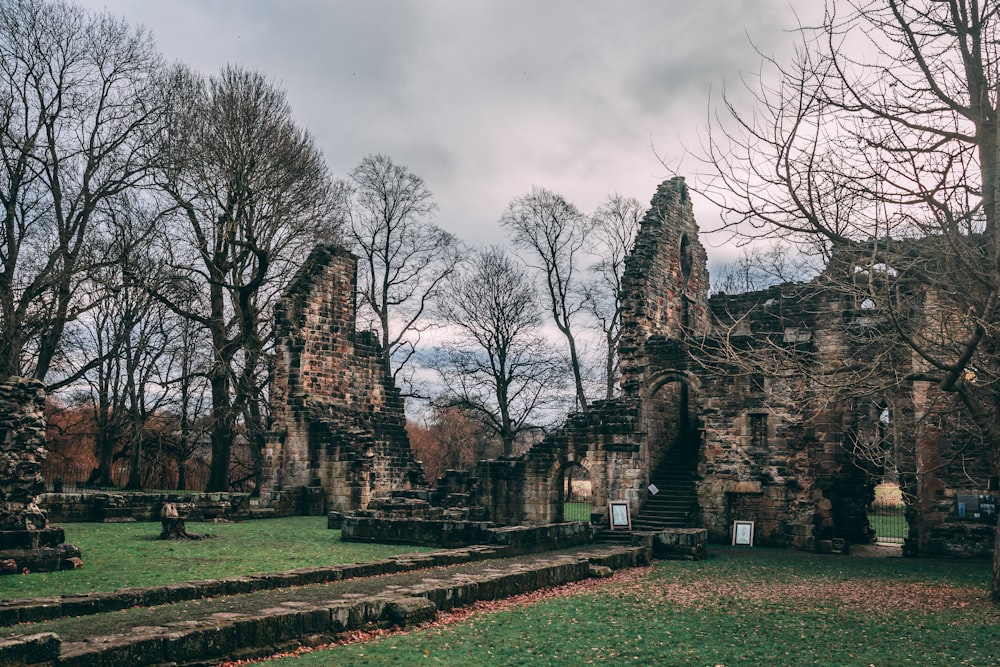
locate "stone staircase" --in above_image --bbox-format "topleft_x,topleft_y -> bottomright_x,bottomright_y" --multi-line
631,465 -> 697,531
596,449 -> 699,543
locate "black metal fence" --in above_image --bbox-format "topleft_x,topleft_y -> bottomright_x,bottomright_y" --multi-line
868,500 -> 907,545
41,461 -> 216,493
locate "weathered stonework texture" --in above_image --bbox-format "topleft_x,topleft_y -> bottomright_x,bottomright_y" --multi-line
259,245 -> 426,511
0,377 -> 81,573
467,177 -> 994,556
471,178 -> 710,527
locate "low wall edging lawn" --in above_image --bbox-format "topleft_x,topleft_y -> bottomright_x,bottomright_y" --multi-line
33,545 -> 650,667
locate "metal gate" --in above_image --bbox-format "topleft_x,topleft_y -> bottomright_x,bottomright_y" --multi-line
868,499 -> 907,545
561,465 -> 593,522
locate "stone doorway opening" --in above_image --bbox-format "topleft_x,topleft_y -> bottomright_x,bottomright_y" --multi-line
560,464 -> 593,522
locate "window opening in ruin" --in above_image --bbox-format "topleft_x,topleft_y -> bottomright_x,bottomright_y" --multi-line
560,464 -> 593,522
749,413 -> 768,449
679,234 -> 693,283
749,373 -> 765,393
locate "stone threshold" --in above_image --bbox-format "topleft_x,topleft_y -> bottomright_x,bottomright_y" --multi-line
4,544 -> 650,667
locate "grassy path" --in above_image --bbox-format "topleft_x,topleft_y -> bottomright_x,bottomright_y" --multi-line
2,517 -> 430,599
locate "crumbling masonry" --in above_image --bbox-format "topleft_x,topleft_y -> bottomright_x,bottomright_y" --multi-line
469,177 -> 995,556
0,377 -> 81,573
259,245 -> 426,512
266,179 -> 994,556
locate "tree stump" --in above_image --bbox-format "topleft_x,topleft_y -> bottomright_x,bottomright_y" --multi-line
158,503 -> 203,540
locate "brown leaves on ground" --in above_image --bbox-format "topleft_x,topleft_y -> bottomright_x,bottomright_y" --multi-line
606,575 -> 990,613
218,562 -> 990,666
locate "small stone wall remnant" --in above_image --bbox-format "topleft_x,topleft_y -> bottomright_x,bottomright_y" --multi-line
0,377 -> 81,573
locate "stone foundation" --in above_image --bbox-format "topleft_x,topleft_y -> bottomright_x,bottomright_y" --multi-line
37,492 -> 257,523
341,516 -> 595,551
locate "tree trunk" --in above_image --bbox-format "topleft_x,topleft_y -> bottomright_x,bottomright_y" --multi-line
207,370 -> 233,492
993,519 -> 1000,604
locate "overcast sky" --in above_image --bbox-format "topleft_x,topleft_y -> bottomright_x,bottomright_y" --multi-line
80,0 -> 814,271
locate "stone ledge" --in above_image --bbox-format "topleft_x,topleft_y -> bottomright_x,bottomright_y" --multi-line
51,545 -> 649,667
341,517 -> 596,553
0,545 -> 501,628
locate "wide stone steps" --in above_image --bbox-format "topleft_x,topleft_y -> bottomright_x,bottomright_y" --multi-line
0,543 -> 652,667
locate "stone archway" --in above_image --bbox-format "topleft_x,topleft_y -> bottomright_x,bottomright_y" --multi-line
644,370 -> 702,475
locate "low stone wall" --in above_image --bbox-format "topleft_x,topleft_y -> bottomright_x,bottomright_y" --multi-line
1,545 -> 650,666
340,516 -> 596,552
0,632 -> 59,666
38,492 -> 255,523
0,546 -> 504,627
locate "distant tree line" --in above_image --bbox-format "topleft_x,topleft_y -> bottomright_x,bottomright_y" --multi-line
2,0 -> 642,492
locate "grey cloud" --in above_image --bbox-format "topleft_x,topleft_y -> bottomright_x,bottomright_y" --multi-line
76,0 -> 809,257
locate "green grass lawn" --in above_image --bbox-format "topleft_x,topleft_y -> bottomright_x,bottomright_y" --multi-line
3,516 -> 431,600
270,546 -> 999,666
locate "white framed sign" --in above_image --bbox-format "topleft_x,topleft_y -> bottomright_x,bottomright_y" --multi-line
609,501 -> 631,530
732,520 -> 755,546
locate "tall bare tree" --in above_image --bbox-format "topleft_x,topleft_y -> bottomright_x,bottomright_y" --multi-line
434,247 -> 566,456
155,65 -> 342,492
501,187 -> 592,411
0,0 -> 162,383
584,193 -> 642,399
700,0 -> 1000,601
347,154 -> 459,389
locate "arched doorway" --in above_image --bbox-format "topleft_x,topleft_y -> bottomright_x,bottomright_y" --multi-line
646,374 -> 700,473
560,463 -> 593,522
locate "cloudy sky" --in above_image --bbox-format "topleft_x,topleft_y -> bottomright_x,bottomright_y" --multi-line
80,0 -> 814,271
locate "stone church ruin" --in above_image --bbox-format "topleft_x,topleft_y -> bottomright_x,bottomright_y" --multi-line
263,177 -> 994,557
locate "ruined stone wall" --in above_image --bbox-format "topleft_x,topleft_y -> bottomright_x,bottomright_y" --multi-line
472,399 -> 642,525
0,377 -> 81,573
701,275 -> 995,554
472,178 -> 712,525
0,378 -> 47,528
260,245 -> 426,512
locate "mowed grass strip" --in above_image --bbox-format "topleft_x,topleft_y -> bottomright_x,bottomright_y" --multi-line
267,547 -> 999,667
3,516 -> 432,600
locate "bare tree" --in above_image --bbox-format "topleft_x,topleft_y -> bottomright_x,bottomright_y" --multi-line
501,187 -> 593,411
434,247 -> 566,456
407,406 -> 500,483
155,64 -> 342,492
711,242 -> 820,295
700,0 -> 1000,601
0,0 -> 163,383
584,193 -> 642,399
347,154 -> 459,389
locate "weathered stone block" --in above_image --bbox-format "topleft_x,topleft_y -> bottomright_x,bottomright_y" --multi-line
385,597 -> 436,626
0,632 -> 60,667
653,528 -> 708,561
